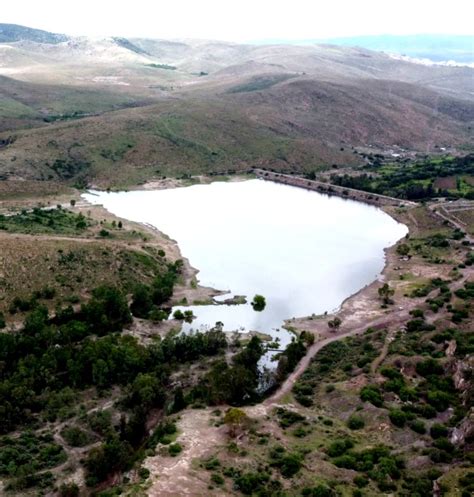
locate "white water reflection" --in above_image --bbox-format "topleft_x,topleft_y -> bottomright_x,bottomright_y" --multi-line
83,179 -> 407,349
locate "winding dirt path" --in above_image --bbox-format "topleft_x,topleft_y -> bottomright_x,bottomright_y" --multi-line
265,311 -> 411,406
266,266 -> 472,407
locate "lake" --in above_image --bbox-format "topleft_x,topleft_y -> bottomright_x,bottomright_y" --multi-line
83,179 -> 407,349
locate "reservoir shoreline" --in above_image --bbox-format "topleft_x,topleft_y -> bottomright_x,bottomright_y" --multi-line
82,176 -> 411,345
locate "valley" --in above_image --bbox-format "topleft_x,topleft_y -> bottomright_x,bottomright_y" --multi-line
0,22 -> 473,497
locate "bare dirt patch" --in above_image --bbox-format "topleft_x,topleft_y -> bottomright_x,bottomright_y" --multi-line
144,409 -> 228,497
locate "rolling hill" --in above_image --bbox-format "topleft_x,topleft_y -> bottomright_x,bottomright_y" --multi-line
0,25 -> 472,187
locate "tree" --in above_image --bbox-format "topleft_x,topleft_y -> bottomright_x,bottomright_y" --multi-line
396,243 -> 410,256
328,317 -> 342,330
378,283 -> 394,305
171,387 -> 187,413
81,285 -> 131,333
92,359 -> 110,389
130,284 -> 153,318
69,199 -> 76,207
173,309 -> 185,320
223,407 -> 249,437
251,294 -> 266,311
85,434 -> 133,485
128,373 -> 165,410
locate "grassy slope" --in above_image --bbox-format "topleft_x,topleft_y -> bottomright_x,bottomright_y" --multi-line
1,76 -> 472,188
0,206 -> 171,318
0,97 -> 359,187
0,36 -> 472,187
0,75 -> 158,131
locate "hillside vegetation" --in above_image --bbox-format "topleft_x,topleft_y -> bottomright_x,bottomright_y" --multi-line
0,26 -> 472,187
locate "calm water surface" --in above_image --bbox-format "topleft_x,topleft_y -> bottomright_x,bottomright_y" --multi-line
83,179 -> 407,348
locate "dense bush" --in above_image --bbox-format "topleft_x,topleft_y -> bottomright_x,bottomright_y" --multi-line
168,443 -> 182,456
0,432 -> 66,479
430,423 -> 448,439
327,438 -> 354,457
85,434 -> 134,486
269,445 -> 304,477
347,415 -> 365,430
389,409 -> 407,427
276,408 -> 305,428
234,471 -> 270,494
61,426 -> 95,447
360,385 -> 384,407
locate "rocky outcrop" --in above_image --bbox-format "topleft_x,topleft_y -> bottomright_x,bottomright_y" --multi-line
450,410 -> 474,446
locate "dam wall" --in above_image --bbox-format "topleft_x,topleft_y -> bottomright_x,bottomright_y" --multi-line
253,169 -> 415,208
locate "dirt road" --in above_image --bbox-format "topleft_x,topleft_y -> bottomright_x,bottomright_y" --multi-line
266,267 -> 472,406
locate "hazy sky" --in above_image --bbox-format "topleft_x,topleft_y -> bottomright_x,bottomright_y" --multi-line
3,0 -> 473,41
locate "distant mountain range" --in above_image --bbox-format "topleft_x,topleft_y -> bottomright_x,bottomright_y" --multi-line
1,24 -> 472,63
0,24 -> 472,187
323,35 -> 474,64
255,35 -> 474,64
0,23 -> 68,44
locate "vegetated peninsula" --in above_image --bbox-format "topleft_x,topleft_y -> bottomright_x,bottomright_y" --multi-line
0,24 -> 473,497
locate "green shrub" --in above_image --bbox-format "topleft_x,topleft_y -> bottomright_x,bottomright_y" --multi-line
203,457 -> 220,470
234,472 -> 270,494
354,475 -> 369,487
251,294 -> 266,311
430,423 -> 448,439
333,454 -> 357,469
276,408 -> 305,428
293,426 -> 308,438
88,410 -> 112,435
416,358 -> 444,376
278,453 -> 303,477
211,473 -> 224,485
347,415 -> 365,430
269,445 -> 304,477
168,443 -> 182,456
173,309 -> 185,320
327,438 -> 354,457
138,467 -> 150,480
389,409 -> 407,427
433,437 -> 454,453
61,426 -> 94,447
360,385 -> 384,407
409,419 -> 426,434
302,484 -> 336,496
